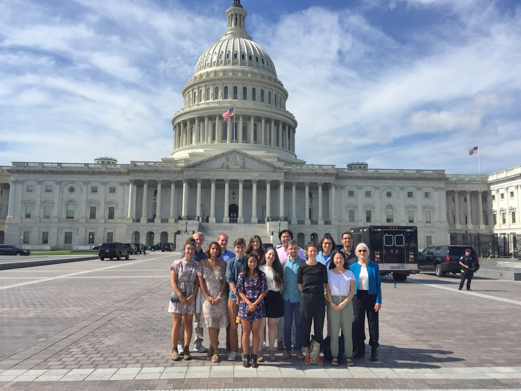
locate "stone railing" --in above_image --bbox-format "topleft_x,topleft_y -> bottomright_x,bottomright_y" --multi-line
446,174 -> 489,183
488,166 -> 521,182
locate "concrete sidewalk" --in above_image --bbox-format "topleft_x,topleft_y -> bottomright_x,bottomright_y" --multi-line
0,254 -> 99,270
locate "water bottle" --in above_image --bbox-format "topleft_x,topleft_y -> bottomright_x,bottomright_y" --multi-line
394,283 -> 397,288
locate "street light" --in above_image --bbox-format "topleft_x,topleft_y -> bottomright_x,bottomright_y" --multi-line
184,221 -> 188,234
232,191 -> 236,202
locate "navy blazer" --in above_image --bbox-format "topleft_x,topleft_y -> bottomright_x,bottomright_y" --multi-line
350,261 -> 382,304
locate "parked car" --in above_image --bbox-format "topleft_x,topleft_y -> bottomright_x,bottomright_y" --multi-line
150,243 -> 163,251
133,243 -> 143,253
161,243 -> 173,252
98,242 -> 130,261
92,244 -> 101,251
124,243 -> 136,255
418,245 -> 480,277
0,245 -> 31,256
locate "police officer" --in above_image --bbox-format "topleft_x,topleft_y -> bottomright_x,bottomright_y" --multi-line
458,248 -> 476,291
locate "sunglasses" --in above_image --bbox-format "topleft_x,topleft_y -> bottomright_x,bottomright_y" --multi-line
358,249 -> 367,253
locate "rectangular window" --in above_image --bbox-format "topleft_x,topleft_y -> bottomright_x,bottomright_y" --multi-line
502,213 -> 506,224
348,210 -> 355,223
408,211 -> 414,223
365,210 -> 372,223
107,232 -> 114,242
425,211 -> 432,224
492,195 -> 495,201
407,192 -> 414,198
26,185 -> 34,193
66,202 -> 75,219
109,187 -> 116,194
365,191 -> 371,197
512,212 -> 516,224
88,232 -> 95,245
500,193 -> 504,199
91,187 -> 98,193
426,235 -> 433,247
43,205 -> 51,219
45,186 -> 52,193
108,206 -> 115,220
424,192 -> 431,198
348,190 -> 355,197
25,205 -> 33,219
483,196 -> 487,203
23,231 -> 30,244
64,232 -> 73,245
90,206 -> 97,220
494,214 -> 497,225
510,191 -> 514,198
42,232 -> 49,244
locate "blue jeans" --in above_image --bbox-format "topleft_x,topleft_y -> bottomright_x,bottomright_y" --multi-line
283,299 -> 302,351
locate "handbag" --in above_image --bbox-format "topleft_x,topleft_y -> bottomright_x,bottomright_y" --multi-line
171,262 -> 195,303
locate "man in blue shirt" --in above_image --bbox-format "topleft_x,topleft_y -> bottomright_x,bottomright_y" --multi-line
225,238 -> 246,361
218,233 -> 236,263
282,240 -> 304,360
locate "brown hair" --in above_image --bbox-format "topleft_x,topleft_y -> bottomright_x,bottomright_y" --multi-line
246,235 -> 265,262
264,247 -> 284,288
287,240 -> 298,248
305,242 -> 319,254
205,241 -> 223,259
233,238 -> 246,247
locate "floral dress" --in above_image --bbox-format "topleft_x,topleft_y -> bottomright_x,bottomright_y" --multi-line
198,262 -> 229,329
168,259 -> 198,314
236,272 -> 268,322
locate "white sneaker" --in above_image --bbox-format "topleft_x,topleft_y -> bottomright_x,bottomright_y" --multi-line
228,351 -> 238,361
177,344 -> 183,352
195,345 -> 208,353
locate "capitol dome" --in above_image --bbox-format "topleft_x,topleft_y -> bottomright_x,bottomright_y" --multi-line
164,0 -> 302,166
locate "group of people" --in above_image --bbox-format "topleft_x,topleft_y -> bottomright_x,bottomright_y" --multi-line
169,230 -> 382,368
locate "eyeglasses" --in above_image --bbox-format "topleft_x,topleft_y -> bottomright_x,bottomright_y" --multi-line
358,249 -> 367,253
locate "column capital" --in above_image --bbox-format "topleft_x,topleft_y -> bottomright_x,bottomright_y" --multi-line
143,179 -> 149,184
266,179 -> 270,185
224,179 -> 230,184
211,179 -> 216,184
171,180 -> 176,185
305,182 -> 310,186
318,182 -> 323,187
238,179 -> 244,183
197,179 -> 202,184
292,181 -> 297,186
252,179 -> 258,184
157,180 -> 162,185
279,180 -> 284,185
183,178 -> 188,184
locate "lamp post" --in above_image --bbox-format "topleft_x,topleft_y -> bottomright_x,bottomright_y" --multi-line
20,236 -> 23,249
184,221 -> 188,234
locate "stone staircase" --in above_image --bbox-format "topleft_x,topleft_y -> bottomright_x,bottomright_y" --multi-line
198,223 -> 274,248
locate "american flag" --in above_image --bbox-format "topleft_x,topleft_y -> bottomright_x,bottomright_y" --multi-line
222,107 -> 234,121
469,146 -> 478,156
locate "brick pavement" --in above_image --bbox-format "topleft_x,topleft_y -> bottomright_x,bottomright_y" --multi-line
1,253 -> 521,390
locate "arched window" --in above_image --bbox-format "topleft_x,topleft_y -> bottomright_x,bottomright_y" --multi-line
274,94 -> 277,106
226,52 -> 230,60
243,87 -> 247,100
219,53 -> 223,60
198,89 -> 202,103
386,205 -> 394,223
224,86 -> 228,99
249,55 -> 252,61
268,91 -> 271,104
193,92 -> 196,104
260,90 -> 264,102
256,56 -> 259,62
206,88 -> 210,101
222,122 -> 228,141
214,87 -> 219,100
233,86 -> 238,99
254,123 -> 258,142
241,53 -> 245,60
252,88 -> 256,101
242,122 -> 248,142
66,201 -> 75,219
234,53 -> 238,60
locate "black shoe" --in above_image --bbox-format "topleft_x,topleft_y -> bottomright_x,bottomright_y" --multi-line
458,287 -> 462,290
251,354 -> 258,368
467,288 -> 471,291
370,347 -> 378,362
353,351 -> 364,359
243,353 -> 251,368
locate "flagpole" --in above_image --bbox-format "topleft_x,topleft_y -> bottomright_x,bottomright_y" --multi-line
478,145 -> 481,175
233,105 -> 236,146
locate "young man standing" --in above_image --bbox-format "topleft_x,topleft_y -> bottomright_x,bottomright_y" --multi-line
180,232 -> 208,353
340,232 -> 357,268
282,240 -> 304,360
226,238 -> 247,361
276,230 -> 305,350
218,233 -> 236,263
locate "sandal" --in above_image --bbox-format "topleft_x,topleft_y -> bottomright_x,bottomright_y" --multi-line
304,356 -> 311,365
317,357 -> 324,366
211,352 -> 220,363
331,357 -> 339,366
346,357 -> 355,367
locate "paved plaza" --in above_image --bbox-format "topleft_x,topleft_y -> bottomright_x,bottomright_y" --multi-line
1,252 -> 521,390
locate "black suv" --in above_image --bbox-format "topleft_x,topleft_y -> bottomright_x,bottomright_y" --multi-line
419,245 -> 480,277
98,242 -> 130,261
150,243 -> 163,252
125,243 -> 138,255
0,245 -> 31,256
161,243 -> 173,252
133,243 -> 143,253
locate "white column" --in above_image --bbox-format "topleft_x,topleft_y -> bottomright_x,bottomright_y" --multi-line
223,180 -> 230,223
250,116 -> 255,143
331,184 -> 337,224
467,190 -> 473,228
216,115 -> 221,143
278,122 -> 282,147
318,182 -> 324,225
155,181 -> 162,223
261,117 -> 265,145
433,187 -> 440,224
169,181 -> 176,223
182,179 -> 189,220
238,179 -> 244,223
239,115 -> 243,143
478,190 -> 484,228
128,180 -> 135,219
291,182 -> 297,224
305,182 -> 311,225
140,180 -> 148,223
209,180 -> 216,223
279,180 -> 285,220
227,117 -> 232,143
173,124 -> 177,150
7,180 -> 16,218
266,180 -> 271,221
251,180 -> 258,223
196,180 -> 202,220
517,185 -> 521,226
271,119 -> 275,146
455,191 -> 461,228
416,187 -> 423,224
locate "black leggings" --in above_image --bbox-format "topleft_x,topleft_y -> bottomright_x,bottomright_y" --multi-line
352,290 -> 379,352
300,292 -> 325,348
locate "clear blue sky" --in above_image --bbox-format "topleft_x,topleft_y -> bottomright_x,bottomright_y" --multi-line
1,0 -> 520,174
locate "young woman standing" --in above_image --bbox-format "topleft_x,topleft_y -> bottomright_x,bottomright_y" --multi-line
297,242 -> 328,365
198,242 -> 229,362
236,254 -> 268,368
169,241 -> 199,361
326,251 -> 356,367
258,248 -> 284,361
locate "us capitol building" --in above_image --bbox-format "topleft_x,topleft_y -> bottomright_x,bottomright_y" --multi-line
0,0 -> 519,253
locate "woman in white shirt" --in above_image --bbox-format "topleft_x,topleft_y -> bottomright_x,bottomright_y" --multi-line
258,248 -> 285,361
326,251 -> 356,367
